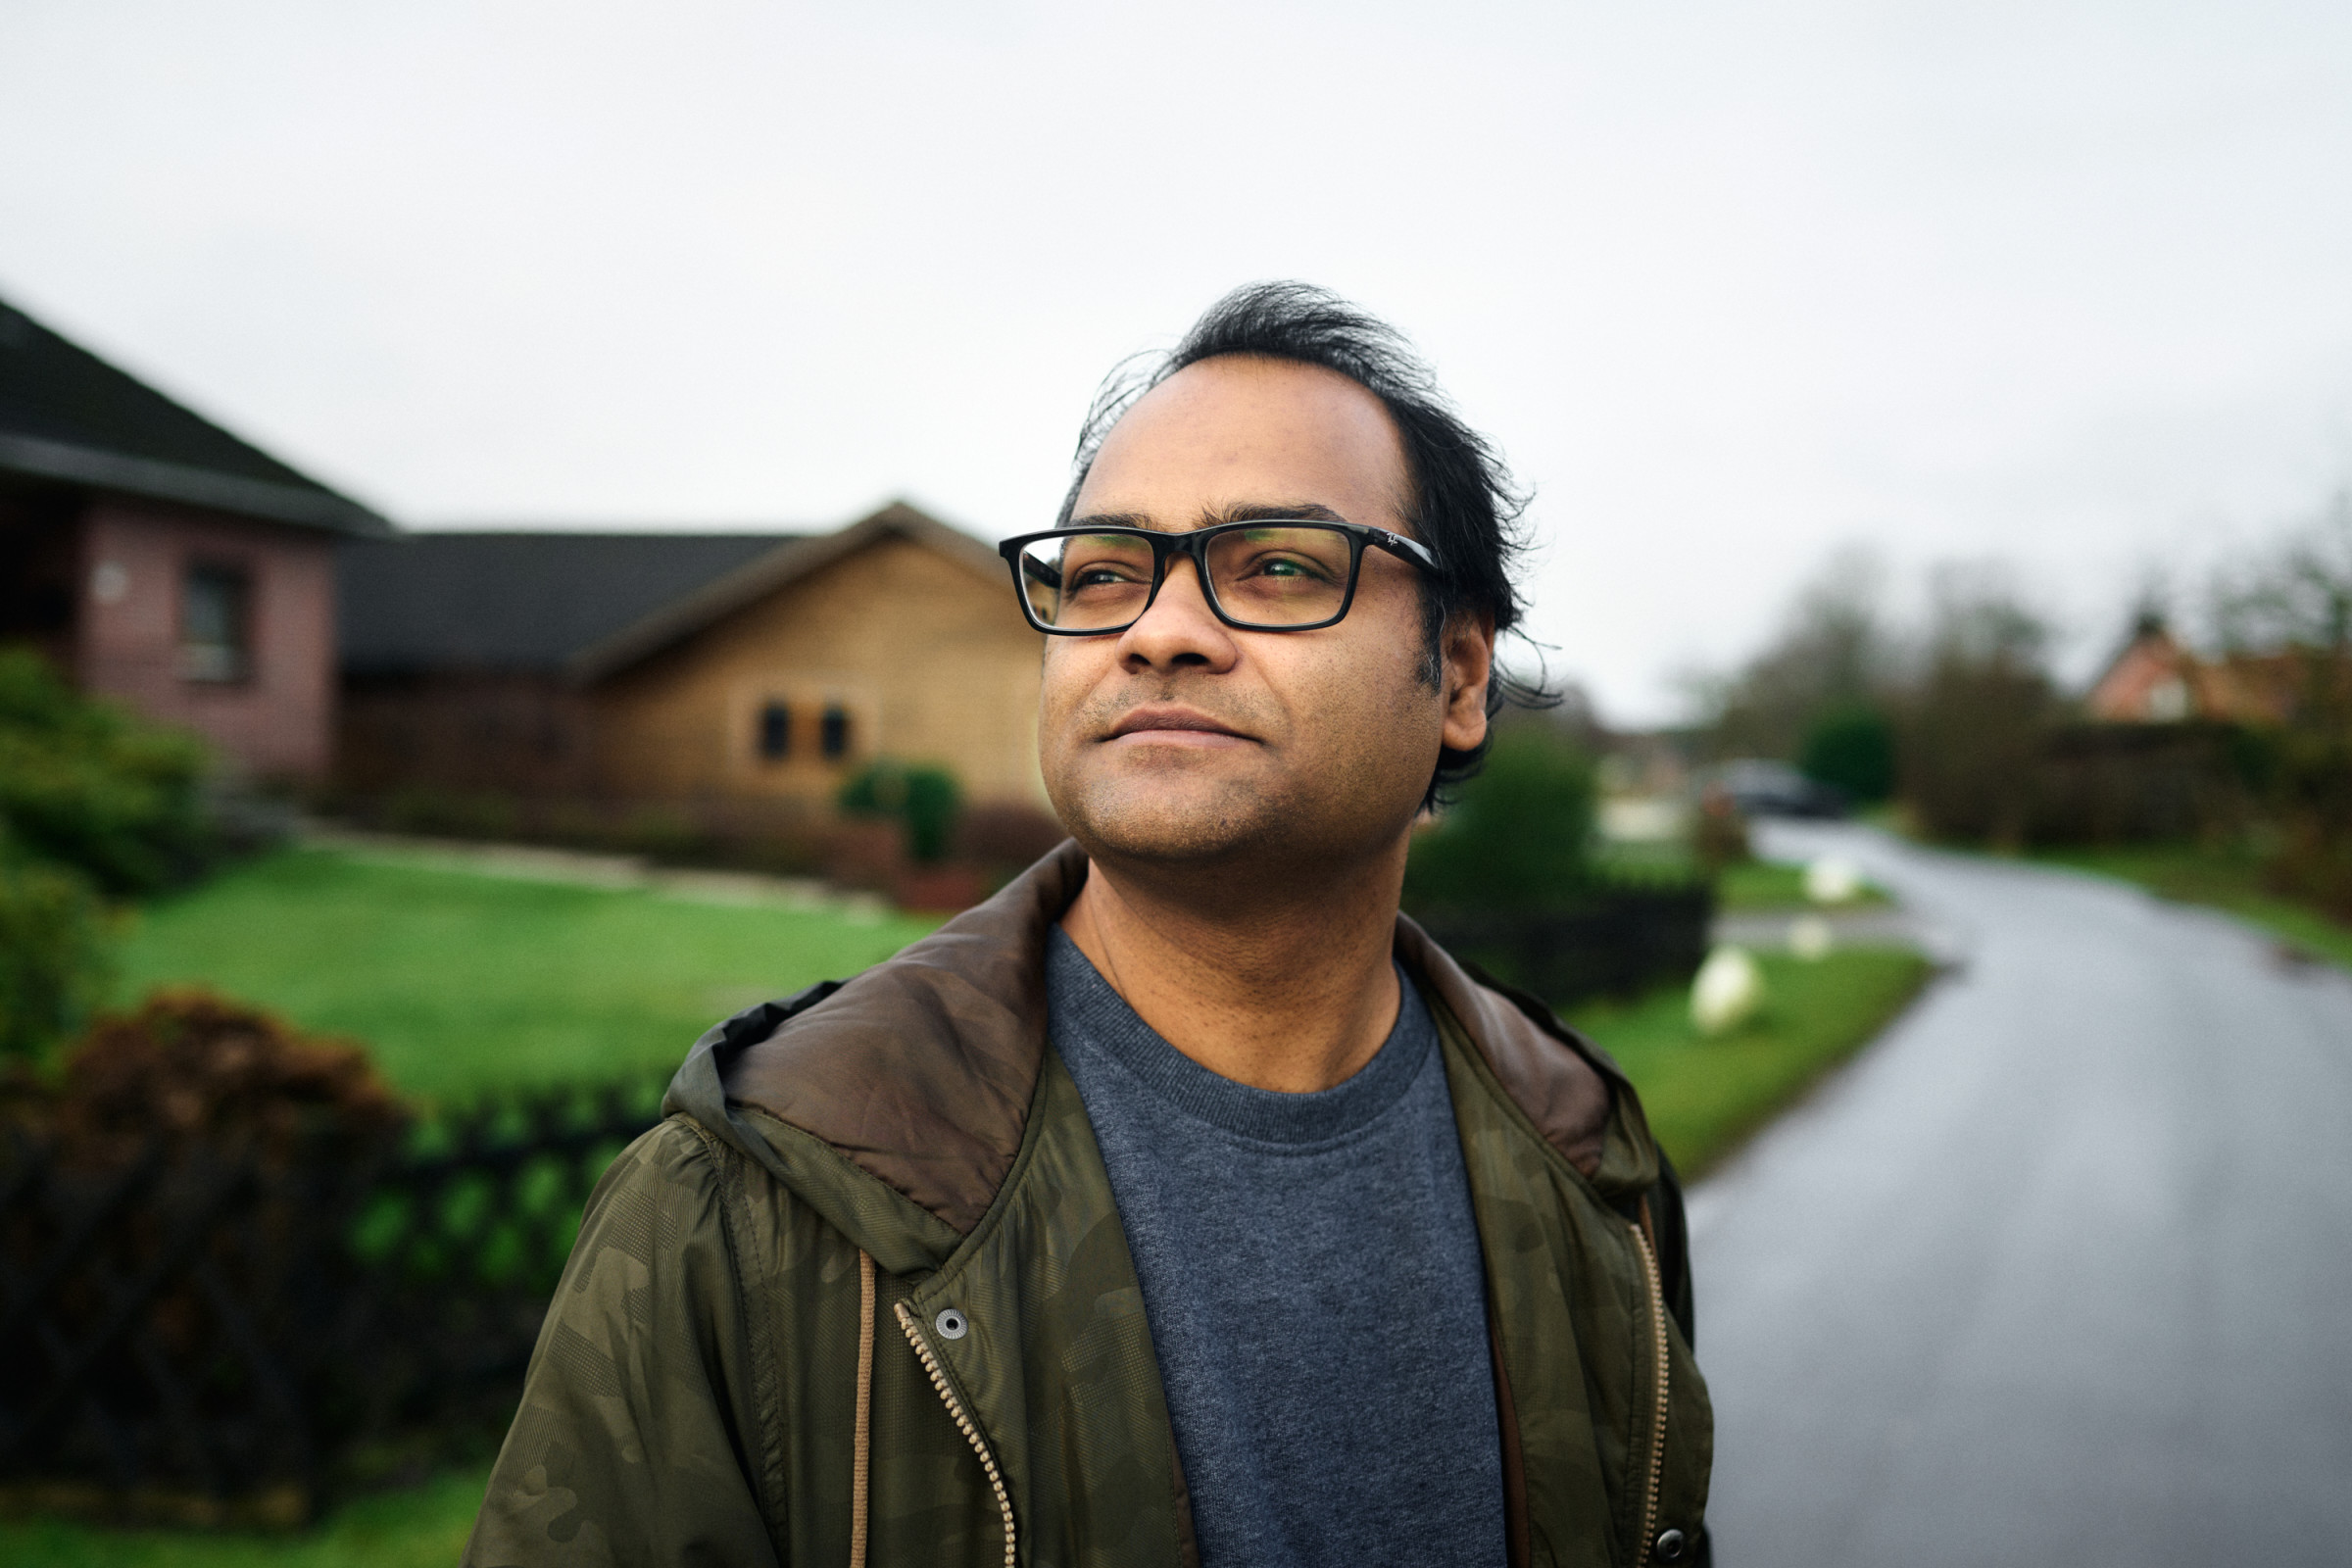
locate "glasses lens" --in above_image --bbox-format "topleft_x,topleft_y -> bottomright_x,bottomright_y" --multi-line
1017,533 -> 1157,630
1204,525 -> 1354,626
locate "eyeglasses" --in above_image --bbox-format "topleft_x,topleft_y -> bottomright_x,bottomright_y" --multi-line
998,520 -> 1440,636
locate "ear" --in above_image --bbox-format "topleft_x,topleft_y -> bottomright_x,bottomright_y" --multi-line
1440,612 -> 1495,753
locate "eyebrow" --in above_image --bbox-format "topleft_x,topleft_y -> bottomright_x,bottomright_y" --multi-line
1062,501 -> 1353,532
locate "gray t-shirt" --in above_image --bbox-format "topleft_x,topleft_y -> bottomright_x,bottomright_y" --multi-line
1047,929 -> 1505,1567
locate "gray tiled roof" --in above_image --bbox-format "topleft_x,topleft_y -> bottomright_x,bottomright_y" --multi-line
338,531 -> 805,674
0,293 -> 389,535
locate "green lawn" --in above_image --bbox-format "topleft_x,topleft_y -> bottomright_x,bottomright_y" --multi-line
1712,858 -> 1887,911
2029,842 -> 2352,972
109,846 -> 942,1104
1573,947 -> 1934,1178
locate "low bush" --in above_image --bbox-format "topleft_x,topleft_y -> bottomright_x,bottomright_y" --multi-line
36,990 -> 405,1168
0,650 -> 210,894
1407,725 -> 1710,1004
0,990 -> 647,1525
839,760 -> 963,864
1800,703 -> 1896,805
1405,723 -> 1597,912
0,857 -> 112,1061
956,802 -> 1068,875
376,788 -> 522,843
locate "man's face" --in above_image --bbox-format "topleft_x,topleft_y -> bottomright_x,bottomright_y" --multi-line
1038,354 -> 1492,874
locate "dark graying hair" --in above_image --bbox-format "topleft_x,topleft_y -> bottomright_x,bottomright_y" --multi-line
1059,280 -> 1552,807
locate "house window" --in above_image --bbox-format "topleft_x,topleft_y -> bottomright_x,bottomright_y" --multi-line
820,703 -> 853,760
179,563 -> 251,683
758,701 -> 792,760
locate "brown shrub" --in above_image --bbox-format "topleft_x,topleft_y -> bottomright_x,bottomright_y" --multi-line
1692,788 -> 1751,872
44,990 -> 405,1169
820,817 -> 905,892
955,802 -> 1068,871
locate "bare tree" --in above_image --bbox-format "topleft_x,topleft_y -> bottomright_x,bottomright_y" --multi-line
2212,491 -> 2352,656
1698,546 -> 1895,760
1900,564 -> 2058,846
2208,493 -> 2352,913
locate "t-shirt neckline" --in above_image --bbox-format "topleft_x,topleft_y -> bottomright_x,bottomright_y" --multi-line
1044,925 -> 1437,1148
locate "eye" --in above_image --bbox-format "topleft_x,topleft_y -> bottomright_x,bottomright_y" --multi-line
1237,550 -> 1337,583
1071,561 -> 1149,589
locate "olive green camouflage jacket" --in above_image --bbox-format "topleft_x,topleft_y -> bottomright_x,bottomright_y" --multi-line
464,844 -> 1712,1567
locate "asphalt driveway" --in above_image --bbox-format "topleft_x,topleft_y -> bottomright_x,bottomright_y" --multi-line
1692,822 -> 2352,1566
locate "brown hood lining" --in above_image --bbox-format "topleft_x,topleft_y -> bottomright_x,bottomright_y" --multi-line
722,842 -> 1617,1236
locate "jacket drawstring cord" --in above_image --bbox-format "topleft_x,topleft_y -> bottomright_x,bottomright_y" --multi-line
852,1249 -> 876,1568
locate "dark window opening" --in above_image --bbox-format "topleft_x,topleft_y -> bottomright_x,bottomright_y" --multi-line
820,704 -> 852,760
179,563 -> 251,683
0,502 -> 79,662
758,701 -> 792,760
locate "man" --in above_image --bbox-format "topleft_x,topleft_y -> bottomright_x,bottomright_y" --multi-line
466,283 -> 1711,1567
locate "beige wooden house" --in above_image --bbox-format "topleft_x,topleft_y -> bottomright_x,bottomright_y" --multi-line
338,502 -> 1048,819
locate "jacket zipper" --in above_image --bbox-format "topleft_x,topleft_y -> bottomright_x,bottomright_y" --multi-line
895,1301 -> 1017,1568
1628,1222 -> 1671,1565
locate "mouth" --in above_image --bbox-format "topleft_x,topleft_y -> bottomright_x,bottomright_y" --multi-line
1102,706 -> 1256,748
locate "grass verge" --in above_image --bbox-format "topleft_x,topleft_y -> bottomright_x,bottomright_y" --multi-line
108,846 -> 943,1103
1572,947 -> 1934,1178
2029,843 -> 2352,972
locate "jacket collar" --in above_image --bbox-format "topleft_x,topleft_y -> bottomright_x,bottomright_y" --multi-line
669,840 -> 1645,1239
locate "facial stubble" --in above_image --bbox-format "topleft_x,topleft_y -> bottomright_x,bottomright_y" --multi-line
1042,662 -> 1442,883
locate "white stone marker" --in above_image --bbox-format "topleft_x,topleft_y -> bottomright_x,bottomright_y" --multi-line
1691,945 -> 1766,1035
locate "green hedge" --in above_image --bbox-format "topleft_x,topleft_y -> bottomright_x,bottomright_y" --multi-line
1405,723 -> 1597,912
0,649 -> 209,895
0,648 -> 210,1059
839,760 -> 963,864
0,858 -> 111,1058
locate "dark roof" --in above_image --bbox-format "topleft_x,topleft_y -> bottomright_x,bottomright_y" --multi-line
338,530 -> 807,675
339,503 -> 1010,682
564,502 -> 1006,681
0,293 -> 389,536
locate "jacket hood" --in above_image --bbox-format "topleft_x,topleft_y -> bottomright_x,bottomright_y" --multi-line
664,841 -> 1660,1268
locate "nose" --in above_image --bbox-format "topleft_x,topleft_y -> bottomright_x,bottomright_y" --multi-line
1113,552 -> 1239,673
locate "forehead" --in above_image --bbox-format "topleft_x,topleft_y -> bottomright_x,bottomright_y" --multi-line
1073,356 -> 1411,529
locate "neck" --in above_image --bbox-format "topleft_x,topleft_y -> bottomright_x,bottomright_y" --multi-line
1059,838 -> 1408,1094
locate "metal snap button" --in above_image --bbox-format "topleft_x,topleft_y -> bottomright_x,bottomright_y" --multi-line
934,1307 -> 968,1340
1653,1527 -> 1689,1562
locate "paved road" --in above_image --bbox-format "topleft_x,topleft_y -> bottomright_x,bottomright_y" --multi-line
1692,823 -> 2352,1567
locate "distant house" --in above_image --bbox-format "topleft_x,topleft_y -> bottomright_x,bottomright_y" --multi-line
0,293 -> 390,780
2085,618 -> 2299,725
336,501 -> 1047,820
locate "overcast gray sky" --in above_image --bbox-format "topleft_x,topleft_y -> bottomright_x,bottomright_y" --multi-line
6,0 -> 2350,721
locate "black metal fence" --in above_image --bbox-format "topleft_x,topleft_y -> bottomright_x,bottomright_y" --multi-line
1413,880 -> 1717,1007
0,1077 -> 666,1524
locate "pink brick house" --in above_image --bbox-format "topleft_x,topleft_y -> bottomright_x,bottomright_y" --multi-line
0,294 -> 389,781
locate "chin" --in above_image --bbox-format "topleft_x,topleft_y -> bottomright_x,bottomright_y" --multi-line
1051,772 -> 1290,867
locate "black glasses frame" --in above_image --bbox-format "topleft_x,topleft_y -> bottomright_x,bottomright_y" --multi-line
997,520 -> 1441,636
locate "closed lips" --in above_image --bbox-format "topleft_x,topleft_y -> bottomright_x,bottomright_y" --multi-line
1104,709 -> 1253,741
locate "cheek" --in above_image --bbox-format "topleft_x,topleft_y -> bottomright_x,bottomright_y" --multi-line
1036,644 -> 1102,756
1284,631 -> 1445,775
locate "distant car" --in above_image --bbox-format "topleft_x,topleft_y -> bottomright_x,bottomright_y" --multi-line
1710,759 -> 1849,819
